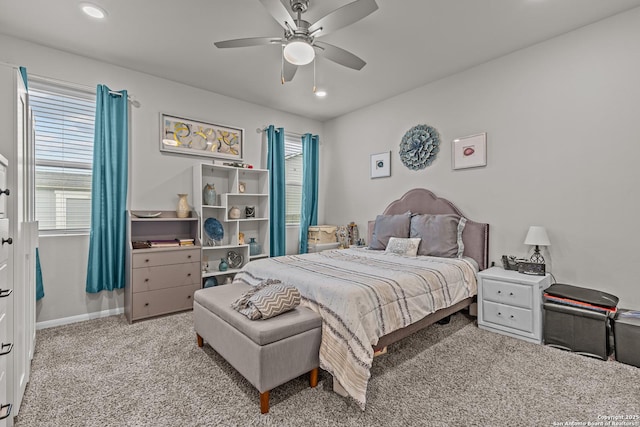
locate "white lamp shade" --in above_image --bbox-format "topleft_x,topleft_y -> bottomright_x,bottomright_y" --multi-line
283,40 -> 315,65
524,226 -> 551,246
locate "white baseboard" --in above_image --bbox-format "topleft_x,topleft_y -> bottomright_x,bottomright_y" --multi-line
36,307 -> 124,330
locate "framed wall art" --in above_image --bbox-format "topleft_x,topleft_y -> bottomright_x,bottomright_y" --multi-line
370,151 -> 391,178
452,132 -> 487,170
160,113 -> 244,160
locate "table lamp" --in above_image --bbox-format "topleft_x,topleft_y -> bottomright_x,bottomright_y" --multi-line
524,226 -> 550,263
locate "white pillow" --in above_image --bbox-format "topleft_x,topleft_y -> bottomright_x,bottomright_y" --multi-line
384,237 -> 422,257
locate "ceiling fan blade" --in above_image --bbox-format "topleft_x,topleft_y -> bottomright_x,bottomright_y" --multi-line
314,41 -> 366,70
308,0 -> 378,36
214,37 -> 282,49
259,0 -> 297,31
282,60 -> 298,82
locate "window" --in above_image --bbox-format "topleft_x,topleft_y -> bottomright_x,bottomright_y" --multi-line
30,80 -> 96,232
285,135 -> 303,225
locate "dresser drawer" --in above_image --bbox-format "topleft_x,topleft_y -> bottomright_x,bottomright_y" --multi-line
482,300 -> 533,333
132,261 -> 200,293
131,284 -> 200,320
482,279 -> 532,309
132,248 -> 200,268
0,219 -> 8,264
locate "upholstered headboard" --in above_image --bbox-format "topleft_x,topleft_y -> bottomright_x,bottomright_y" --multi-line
367,188 -> 490,270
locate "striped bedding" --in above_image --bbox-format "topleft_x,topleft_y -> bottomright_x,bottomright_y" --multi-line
233,247 -> 478,409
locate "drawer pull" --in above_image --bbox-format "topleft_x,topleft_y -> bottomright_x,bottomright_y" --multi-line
0,289 -> 12,298
187,295 -> 191,299
0,342 -> 13,356
509,292 -> 514,296
187,273 -> 191,277
497,290 -> 501,294
0,189 -> 9,196
0,403 -> 12,420
497,312 -> 502,316
144,278 -> 149,282
510,315 -> 515,319
145,259 -> 150,263
188,255 -> 192,259
2,237 -> 12,245
144,303 -> 149,307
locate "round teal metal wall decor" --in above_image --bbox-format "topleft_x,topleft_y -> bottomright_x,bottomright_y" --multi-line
399,124 -> 440,170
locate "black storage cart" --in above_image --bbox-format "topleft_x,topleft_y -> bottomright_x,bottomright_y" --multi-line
613,309 -> 640,368
543,283 -> 618,360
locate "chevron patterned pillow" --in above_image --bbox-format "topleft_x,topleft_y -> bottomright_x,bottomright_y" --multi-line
236,282 -> 301,320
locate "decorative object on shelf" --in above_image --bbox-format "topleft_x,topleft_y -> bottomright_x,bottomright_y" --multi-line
132,211 -> 162,218
348,222 -> 359,245
222,161 -> 253,168
249,238 -> 261,256
245,205 -> 255,218
204,277 -> 218,288
238,232 -> 245,245
370,151 -> 390,179
202,183 -> 217,205
524,226 -> 551,264
399,124 -> 440,170
219,258 -> 228,272
227,251 -> 244,269
238,182 -> 246,193
160,113 -> 244,160
176,194 -> 190,218
224,277 -> 233,285
337,225 -> 349,249
229,206 -> 241,219
204,217 -> 224,245
452,132 -> 487,170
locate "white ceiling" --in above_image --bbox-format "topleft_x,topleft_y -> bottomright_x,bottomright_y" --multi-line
1,0 -> 639,121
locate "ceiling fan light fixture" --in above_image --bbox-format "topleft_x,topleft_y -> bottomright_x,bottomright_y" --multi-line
283,40 -> 315,65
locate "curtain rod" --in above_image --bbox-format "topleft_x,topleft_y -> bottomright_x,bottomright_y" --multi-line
256,126 -> 305,138
29,73 -> 136,102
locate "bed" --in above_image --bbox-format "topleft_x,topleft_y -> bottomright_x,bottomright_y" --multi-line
233,188 -> 489,408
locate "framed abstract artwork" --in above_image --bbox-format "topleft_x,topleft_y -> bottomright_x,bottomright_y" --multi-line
452,133 -> 487,170
370,151 -> 391,178
160,113 -> 244,160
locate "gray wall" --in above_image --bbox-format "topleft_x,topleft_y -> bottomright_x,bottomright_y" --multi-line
322,8 -> 640,308
0,34 -> 323,323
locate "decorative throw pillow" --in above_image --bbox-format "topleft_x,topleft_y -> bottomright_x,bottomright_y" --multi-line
232,280 -> 301,320
410,214 -> 466,258
384,237 -> 422,257
369,212 -> 411,250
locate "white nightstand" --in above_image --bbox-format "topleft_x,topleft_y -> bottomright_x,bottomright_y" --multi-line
477,266 -> 551,344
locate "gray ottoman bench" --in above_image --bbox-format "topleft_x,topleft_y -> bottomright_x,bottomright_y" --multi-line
194,283 -> 322,413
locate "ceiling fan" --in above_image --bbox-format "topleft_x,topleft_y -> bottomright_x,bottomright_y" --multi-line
214,0 -> 379,83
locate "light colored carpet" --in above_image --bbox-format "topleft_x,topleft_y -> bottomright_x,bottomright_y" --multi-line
14,311 -> 640,427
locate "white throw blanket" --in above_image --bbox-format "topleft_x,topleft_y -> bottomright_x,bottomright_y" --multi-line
233,248 -> 478,409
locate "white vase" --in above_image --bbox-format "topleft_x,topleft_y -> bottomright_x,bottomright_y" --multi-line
176,193 -> 189,218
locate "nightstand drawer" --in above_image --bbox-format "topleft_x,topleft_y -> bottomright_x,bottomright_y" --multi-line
132,248 -> 200,268
482,279 -> 532,309
482,300 -> 533,333
132,261 -> 201,293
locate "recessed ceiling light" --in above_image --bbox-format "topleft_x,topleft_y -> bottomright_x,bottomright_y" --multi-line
80,3 -> 107,19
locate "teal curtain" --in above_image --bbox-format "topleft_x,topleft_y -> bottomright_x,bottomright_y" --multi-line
86,85 -> 128,293
298,134 -> 319,254
266,125 -> 286,257
35,248 -> 44,300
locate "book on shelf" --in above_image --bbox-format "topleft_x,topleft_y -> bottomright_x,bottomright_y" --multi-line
178,238 -> 195,246
148,239 -> 180,248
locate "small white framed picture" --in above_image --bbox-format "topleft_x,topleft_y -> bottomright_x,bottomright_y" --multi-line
370,151 -> 391,178
452,133 -> 487,170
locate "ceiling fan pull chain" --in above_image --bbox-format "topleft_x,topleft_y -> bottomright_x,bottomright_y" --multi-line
312,57 -> 317,93
281,45 -> 285,85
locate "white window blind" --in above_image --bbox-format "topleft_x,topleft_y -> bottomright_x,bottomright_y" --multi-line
285,135 -> 303,225
30,80 -> 96,232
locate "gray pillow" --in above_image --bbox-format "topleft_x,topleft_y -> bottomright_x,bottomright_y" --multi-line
410,214 -> 465,258
369,212 -> 411,250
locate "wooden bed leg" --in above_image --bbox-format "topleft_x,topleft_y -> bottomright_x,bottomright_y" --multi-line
309,367 -> 318,388
196,333 -> 204,347
260,391 -> 269,414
